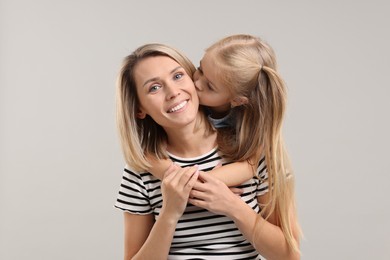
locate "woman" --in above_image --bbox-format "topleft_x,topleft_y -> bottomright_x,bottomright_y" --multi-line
114,43 -> 299,259
115,43 -> 270,259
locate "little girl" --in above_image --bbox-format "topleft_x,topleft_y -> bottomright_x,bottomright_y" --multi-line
192,34 -> 301,255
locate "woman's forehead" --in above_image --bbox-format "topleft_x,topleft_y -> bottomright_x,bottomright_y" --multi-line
134,56 -> 181,85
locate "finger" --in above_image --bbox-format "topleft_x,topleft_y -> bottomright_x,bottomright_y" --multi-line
178,165 -> 199,188
188,198 -> 206,208
192,179 -> 207,191
163,162 -> 180,181
184,168 -> 200,193
166,165 -> 188,187
172,162 -> 180,170
197,171 -> 216,183
189,189 -> 208,201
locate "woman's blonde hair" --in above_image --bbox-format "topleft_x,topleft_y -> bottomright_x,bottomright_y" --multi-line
207,34 -> 301,252
116,43 -> 198,172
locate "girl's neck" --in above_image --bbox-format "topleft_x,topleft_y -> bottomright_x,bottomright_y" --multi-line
209,104 -> 231,119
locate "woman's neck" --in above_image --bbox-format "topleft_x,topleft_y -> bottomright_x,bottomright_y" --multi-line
164,114 -> 217,158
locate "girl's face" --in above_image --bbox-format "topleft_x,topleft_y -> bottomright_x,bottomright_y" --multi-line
193,51 -> 232,114
134,56 -> 199,129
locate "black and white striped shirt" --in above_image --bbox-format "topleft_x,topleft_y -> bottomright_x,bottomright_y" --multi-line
115,148 -> 268,259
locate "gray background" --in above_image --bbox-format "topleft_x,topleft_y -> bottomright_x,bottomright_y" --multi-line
1,0 -> 389,259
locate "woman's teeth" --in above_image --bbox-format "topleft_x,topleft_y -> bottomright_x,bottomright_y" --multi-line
168,100 -> 187,113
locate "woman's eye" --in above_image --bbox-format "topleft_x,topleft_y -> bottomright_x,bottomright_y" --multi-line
149,84 -> 161,93
174,73 -> 183,80
197,66 -> 203,74
207,84 -> 214,91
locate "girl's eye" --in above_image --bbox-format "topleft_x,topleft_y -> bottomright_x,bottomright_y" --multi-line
149,84 -> 161,93
207,84 -> 214,91
197,67 -> 203,74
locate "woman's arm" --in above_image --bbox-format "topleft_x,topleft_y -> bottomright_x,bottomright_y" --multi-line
123,212 -> 178,260
189,172 -> 300,260
124,165 -> 200,259
147,155 -> 255,186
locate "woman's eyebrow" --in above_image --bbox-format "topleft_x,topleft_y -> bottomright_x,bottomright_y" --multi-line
170,66 -> 182,74
143,77 -> 159,87
142,66 -> 183,87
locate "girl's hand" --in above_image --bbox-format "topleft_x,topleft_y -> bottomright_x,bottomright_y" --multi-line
189,171 -> 243,217
160,163 -> 199,220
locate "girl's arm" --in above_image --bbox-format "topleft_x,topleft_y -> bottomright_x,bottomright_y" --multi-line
146,156 -> 172,180
147,155 -> 255,186
207,160 -> 255,186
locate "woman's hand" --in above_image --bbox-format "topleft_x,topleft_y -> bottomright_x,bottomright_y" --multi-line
160,163 -> 199,220
188,171 -> 243,217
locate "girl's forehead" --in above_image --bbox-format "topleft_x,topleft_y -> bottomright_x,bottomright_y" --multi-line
201,53 -> 220,82
203,50 -> 217,61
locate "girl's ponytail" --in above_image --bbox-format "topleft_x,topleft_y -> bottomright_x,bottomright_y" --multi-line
256,65 -> 301,253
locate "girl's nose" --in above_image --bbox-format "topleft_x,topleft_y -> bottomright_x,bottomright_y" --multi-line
193,71 -> 203,92
194,80 -> 203,92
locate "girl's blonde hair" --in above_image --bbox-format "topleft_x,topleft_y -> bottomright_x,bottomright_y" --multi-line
207,34 -> 301,252
116,43 -> 201,172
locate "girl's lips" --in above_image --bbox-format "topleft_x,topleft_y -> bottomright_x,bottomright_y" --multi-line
167,100 -> 188,113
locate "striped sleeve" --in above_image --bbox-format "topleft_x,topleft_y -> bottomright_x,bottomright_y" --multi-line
256,157 -> 269,196
114,167 -> 152,215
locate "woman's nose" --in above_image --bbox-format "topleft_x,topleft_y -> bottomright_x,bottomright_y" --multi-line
165,84 -> 180,100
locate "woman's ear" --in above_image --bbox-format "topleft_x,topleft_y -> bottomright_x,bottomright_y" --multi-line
137,110 -> 146,119
231,96 -> 249,107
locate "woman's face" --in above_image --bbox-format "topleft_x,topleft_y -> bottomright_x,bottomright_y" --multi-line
134,55 -> 199,129
193,51 -> 232,114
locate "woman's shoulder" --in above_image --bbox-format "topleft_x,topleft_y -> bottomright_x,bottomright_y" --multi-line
122,165 -> 157,182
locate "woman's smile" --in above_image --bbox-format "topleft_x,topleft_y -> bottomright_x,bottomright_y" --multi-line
167,100 -> 188,113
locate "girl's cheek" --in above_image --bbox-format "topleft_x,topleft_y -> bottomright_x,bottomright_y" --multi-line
193,70 -> 201,81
